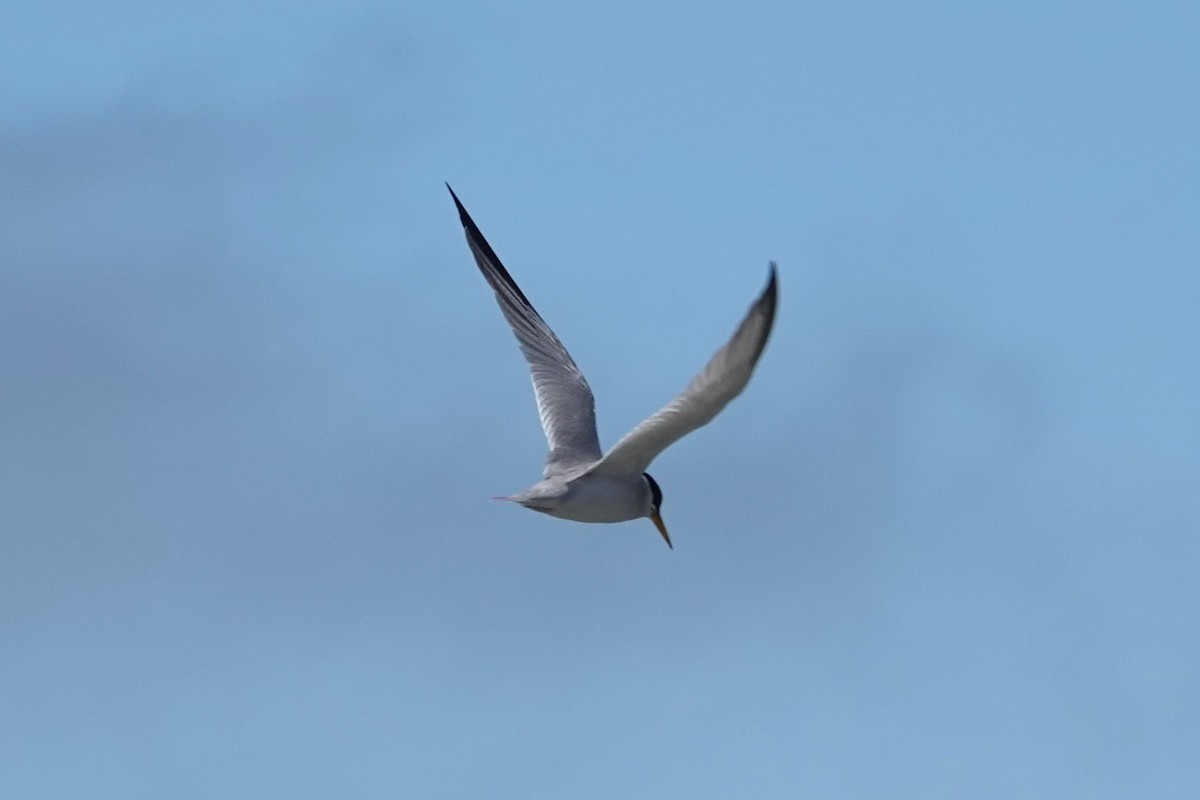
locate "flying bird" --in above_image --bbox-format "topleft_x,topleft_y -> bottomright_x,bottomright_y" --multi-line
448,185 -> 777,548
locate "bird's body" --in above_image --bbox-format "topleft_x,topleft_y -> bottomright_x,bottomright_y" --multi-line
503,470 -> 654,524
448,185 -> 777,548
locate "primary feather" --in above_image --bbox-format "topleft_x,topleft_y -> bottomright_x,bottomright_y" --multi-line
448,185 -> 602,476
588,266 -> 778,476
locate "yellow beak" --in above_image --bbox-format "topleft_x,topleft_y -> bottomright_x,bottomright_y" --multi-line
650,510 -> 673,549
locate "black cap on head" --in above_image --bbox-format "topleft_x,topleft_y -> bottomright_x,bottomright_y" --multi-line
643,473 -> 663,509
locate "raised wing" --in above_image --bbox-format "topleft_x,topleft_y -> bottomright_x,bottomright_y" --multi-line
448,185 -> 602,475
589,265 -> 778,476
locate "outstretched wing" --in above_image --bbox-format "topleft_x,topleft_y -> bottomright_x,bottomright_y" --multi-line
588,265 -> 778,476
448,185 -> 602,476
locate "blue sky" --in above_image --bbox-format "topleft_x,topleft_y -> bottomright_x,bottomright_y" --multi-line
3,1 -> 1198,797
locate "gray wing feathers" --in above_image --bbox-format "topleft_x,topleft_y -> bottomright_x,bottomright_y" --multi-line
590,265 -> 778,475
448,186 -> 602,475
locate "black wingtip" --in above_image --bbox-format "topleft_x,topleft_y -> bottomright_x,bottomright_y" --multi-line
445,185 -> 539,310
747,262 -> 779,364
761,262 -> 779,308
446,183 -> 472,226
446,185 -> 491,255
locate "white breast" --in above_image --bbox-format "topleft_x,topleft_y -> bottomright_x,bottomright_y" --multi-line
531,473 -> 648,524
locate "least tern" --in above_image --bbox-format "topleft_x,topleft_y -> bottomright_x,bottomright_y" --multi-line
449,185 -> 777,548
